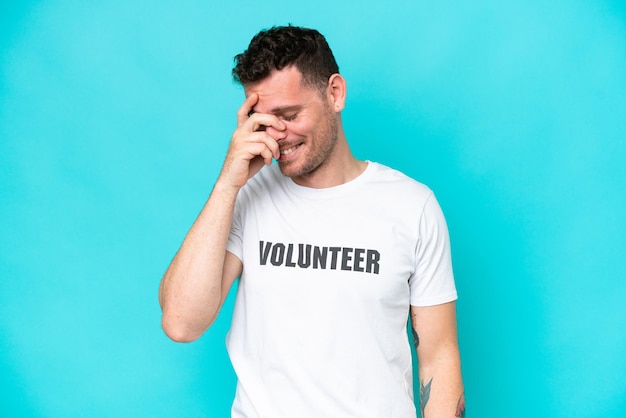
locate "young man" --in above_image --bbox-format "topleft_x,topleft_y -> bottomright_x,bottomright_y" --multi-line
159,26 -> 465,418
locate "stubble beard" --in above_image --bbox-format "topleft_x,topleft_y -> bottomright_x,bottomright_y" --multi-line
278,111 -> 339,179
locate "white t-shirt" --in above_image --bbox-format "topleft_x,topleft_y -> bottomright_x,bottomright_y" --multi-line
226,162 -> 457,418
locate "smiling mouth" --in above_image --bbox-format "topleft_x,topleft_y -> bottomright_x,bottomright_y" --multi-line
280,144 -> 300,156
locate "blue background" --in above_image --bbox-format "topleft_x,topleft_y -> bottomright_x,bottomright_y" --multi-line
1,1 -> 625,417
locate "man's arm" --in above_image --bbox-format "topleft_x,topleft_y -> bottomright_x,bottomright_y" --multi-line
411,301 -> 465,418
158,186 -> 242,342
158,93 -> 285,342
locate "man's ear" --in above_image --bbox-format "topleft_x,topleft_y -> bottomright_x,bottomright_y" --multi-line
327,73 -> 347,112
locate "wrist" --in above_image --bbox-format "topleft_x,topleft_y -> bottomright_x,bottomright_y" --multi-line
213,176 -> 243,197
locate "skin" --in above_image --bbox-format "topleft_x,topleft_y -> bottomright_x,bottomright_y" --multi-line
456,392 -> 466,417
159,65 -> 464,415
245,70 -> 339,182
226,65 -> 365,190
411,302 -> 465,417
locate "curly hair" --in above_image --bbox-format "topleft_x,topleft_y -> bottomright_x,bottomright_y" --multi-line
232,25 -> 339,91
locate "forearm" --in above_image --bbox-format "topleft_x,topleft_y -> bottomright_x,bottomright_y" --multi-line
159,180 -> 240,342
417,346 -> 465,418
411,302 -> 465,417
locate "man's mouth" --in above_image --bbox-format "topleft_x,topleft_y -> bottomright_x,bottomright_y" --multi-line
280,144 -> 300,156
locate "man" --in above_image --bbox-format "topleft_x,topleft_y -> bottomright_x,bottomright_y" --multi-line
159,25 -> 465,418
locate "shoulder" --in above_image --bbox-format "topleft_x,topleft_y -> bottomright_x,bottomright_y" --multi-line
366,162 -> 434,204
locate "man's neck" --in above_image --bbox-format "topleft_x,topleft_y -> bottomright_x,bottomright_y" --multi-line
291,136 -> 367,189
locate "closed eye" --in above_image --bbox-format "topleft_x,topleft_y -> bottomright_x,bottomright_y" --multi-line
282,113 -> 298,122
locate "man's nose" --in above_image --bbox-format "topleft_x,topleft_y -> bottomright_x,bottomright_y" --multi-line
266,124 -> 287,141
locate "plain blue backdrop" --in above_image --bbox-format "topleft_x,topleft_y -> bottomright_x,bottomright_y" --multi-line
1,1 -> 625,417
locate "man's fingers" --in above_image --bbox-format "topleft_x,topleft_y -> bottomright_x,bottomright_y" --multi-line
250,115 -> 286,136
259,147 -> 274,166
236,94 -> 286,133
237,93 -> 259,127
226,94 -> 285,187
238,141 -> 277,166
242,131 -> 280,160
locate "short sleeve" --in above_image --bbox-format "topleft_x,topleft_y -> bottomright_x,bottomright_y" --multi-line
408,192 -> 458,306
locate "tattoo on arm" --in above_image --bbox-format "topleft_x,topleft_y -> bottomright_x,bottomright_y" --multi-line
411,311 -> 419,349
412,327 -> 420,349
419,378 -> 433,417
455,392 -> 466,417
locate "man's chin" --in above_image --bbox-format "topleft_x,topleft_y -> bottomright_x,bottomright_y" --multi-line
277,160 -> 306,179
277,161 -> 296,177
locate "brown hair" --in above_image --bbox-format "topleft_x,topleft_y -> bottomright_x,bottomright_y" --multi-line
232,25 -> 339,91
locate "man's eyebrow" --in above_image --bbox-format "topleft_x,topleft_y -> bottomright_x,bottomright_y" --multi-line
249,104 -> 303,117
270,105 -> 303,114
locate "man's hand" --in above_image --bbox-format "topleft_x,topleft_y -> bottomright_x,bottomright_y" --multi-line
219,93 -> 286,190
